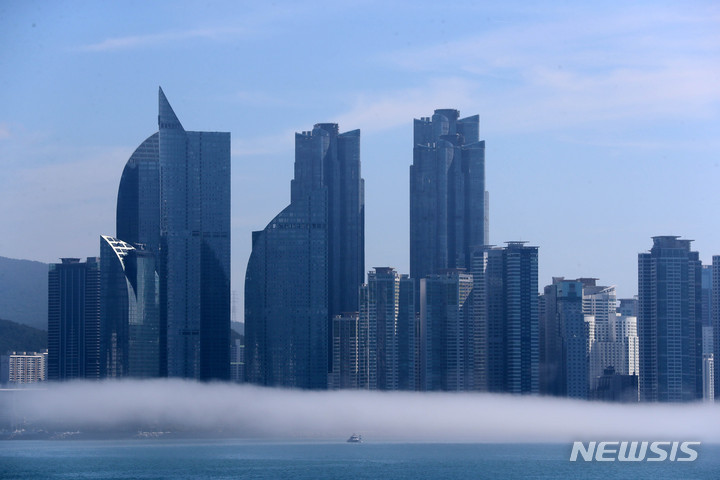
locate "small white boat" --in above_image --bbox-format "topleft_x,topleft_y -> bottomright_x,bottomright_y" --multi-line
347,433 -> 362,443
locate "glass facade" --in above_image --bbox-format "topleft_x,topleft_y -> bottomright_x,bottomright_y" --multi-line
100,236 -> 159,378
360,268 -> 415,391
158,88 -> 231,381
116,133 -> 160,253
100,88 -> 229,381
473,243 -> 539,394
48,258 -> 101,380
410,110 -> 487,310
419,270 -> 474,391
638,236 -> 702,402
245,124 -> 364,389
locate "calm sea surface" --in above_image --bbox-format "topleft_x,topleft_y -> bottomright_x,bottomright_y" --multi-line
1,440 -> 718,479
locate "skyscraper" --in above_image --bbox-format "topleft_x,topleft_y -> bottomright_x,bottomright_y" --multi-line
360,267 -> 415,390
115,132 -> 160,253
420,270 -> 474,391
474,242 -> 539,394
712,255 -> 720,401
48,258 -> 101,380
540,278 -> 591,399
103,88 -> 230,380
638,236 -> 702,402
99,236 -> 159,378
410,109 -> 487,307
330,312 -> 362,390
157,88 -> 231,380
244,123 -> 363,389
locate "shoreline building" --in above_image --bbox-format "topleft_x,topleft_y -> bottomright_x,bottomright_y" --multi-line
714,256 -> 720,401
474,242 -> 539,395
410,109 -> 487,310
48,257 -> 101,380
360,267 -> 415,391
158,89 -> 231,380
329,312 -> 362,390
638,236 -> 702,402
420,270 -> 474,391
99,88 -> 230,380
245,124 -> 364,389
1,351 -> 47,385
540,278 -> 591,399
99,236 -> 159,378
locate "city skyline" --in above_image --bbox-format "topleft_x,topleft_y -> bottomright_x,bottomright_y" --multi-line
2,1 -> 720,323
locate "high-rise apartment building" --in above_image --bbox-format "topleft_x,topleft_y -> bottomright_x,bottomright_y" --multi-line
410,109 -> 487,308
580,281 -> 638,395
474,242 -> 539,394
48,257 -> 101,380
360,268 -> 415,390
590,313 -> 638,389
99,236 -> 159,378
1,351 -> 47,384
330,313 -> 362,390
638,236 -> 702,402
540,278 -> 591,398
713,256 -> 720,401
245,123 -> 363,389
617,298 -> 638,317
420,270 -> 474,391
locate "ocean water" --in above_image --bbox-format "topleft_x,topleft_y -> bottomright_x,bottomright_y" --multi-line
1,440 -> 717,479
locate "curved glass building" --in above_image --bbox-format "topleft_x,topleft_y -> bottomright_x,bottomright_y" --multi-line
100,87 -> 230,380
116,132 -> 160,253
245,124 -> 363,389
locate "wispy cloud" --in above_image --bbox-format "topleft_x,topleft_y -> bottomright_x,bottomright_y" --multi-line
78,27 -> 246,52
0,143 -> 129,261
0,123 -> 10,139
377,4 -> 720,134
333,77 -> 477,134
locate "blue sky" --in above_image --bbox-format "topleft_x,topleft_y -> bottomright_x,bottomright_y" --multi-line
1,1 -> 719,318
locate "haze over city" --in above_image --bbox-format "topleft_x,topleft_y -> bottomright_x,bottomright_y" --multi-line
13,380 -> 720,442
2,0 -> 719,321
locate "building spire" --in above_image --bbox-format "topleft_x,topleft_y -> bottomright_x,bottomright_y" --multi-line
158,86 -> 184,131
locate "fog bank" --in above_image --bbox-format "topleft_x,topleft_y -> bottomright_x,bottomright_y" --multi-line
4,380 -> 719,442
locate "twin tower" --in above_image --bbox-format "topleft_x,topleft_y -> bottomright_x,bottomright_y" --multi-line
245,109 -> 487,389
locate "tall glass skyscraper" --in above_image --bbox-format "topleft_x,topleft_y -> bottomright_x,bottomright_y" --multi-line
419,270 -> 474,391
638,236 -> 702,402
48,257 -> 101,380
360,267 -> 415,391
244,123 -> 364,389
473,242 -> 539,394
410,109 -> 487,308
714,256 -> 720,402
540,278 -> 590,399
102,88 -> 230,381
116,132 -> 160,253
99,236 -> 159,378
157,88 -> 231,380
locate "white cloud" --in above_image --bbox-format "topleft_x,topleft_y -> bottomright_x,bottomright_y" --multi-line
10,380 -> 720,442
332,77 -> 478,134
377,4 -> 720,134
78,27 -> 246,52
